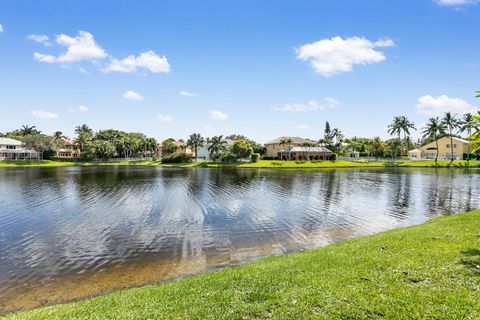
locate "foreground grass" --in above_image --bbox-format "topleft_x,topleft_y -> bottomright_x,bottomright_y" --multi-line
5,210 -> 480,319
1,159 -> 480,169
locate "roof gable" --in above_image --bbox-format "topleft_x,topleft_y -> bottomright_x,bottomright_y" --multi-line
0,137 -> 23,146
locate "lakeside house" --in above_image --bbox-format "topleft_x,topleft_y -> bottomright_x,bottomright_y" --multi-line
57,139 -> 81,157
196,138 -> 235,160
264,136 -> 332,160
408,136 -> 473,160
157,140 -> 193,159
0,137 -> 41,160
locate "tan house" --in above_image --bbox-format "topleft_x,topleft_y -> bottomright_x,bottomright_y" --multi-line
264,136 -> 324,159
57,139 -> 81,157
408,137 -> 472,160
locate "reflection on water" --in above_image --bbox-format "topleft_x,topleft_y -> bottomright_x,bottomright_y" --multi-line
0,166 -> 479,313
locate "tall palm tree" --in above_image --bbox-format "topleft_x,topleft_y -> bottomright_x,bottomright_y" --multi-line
53,131 -> 66,142
208,135 -> 228,161
459,113 -> 475,163
388,116 -> 416,157
279,138 -> 293,160
421,117 -> 446,166
369,137 -> 384,160
187,133 -> 206,162
442,112 -> 461,163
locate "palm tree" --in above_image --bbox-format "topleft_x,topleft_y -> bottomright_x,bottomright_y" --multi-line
279,138 -> 293,160
20,125 -> 40,136
187,133 -> 206,162
459,113 -> 475,163
442,112 -> 461,163
208,135 -> 228,161
421,117 -> 446,166
53,131 -> 66,142
369,137 -> 384,160
388,116 -> 416,157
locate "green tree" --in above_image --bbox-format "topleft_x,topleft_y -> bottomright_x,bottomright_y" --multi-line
20,125 -> 41,136
53,131 -> 66,143
442,112 -> 461,163
22,134 -> 57,159
74,124 -> 94,151
187,133 -> 206,162
231,140 -> 253,160
368,137 -> 385,160
421,117 -> 446,166
161,138 -> 178,157
208,135 -> 228,161
388,116 -> 416,157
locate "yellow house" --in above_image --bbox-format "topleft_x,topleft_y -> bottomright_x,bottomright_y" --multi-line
57,139 -> 81,157
409,136 -> 471,160
264,136 -> 315,158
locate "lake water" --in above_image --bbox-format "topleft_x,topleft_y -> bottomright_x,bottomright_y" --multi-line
0,166 -> 479,313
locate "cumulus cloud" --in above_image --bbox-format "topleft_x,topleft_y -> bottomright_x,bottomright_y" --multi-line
27,34 -> 52,46
104,51 -> 170,74
296,36 -> 394,76
33,31 -> 107,64
209,110 -> 228,120
297,124 -> 310,130
435,0 -> 479,5
274,97 -> 341,112
32,110 -> 59,119
122,90 -> 143,101
416,94 -> 478,116
179,90 -> 198,97
158,114 -> 173,123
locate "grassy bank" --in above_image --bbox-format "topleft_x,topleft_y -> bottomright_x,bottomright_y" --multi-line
5,210 -> 480,319
1,159 -> 480,168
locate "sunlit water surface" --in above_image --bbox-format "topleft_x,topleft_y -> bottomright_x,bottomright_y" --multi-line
0,166 -> 479,313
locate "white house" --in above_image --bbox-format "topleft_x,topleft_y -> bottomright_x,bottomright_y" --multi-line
0,137 -> 41,160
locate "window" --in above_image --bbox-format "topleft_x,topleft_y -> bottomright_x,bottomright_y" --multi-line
6,145 -> 16,150
446,144 -> 457,149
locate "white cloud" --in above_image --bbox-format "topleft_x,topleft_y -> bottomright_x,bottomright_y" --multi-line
158,114 -> 173,123
209,110 -> 228,120
68,105 -> 89,112
104,50 -> 170,74
297,124 -> 310,130
296,36 -> 394,76
435,0 -> 478,6
416,94 -> 478,116
274,97 -> 341,112
122,90 -> 144,101
32,110 -> 59,119
0,24 -> 3,33
27,34 -> 52,46
33,31 -> 107,64
180,90 -> 198,97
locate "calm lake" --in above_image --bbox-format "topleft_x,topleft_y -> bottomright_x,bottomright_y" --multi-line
0,166 -> 479,313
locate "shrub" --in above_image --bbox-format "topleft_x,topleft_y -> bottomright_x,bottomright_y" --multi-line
161,152 -> 191,163
220,151 -> 237,163
251,153 -> 260,163
330,153 -> 337,161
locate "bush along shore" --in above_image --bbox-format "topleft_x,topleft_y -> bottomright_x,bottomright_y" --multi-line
1,159 -> 480,168
4,210 -> 480,319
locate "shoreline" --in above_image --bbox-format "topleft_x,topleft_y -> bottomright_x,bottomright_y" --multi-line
3,210 -> 480,319
1,159 -> 480,169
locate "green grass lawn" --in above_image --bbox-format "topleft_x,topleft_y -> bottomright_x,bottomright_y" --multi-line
1,159 -> 480,169
4,210 -> 480,319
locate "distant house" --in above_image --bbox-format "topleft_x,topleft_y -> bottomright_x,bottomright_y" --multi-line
0,137 -> 41,160
408,137 -> 473,161
287,146 -> 332,161
157,140 -> 194,159
196,138 -> 235,161
57,139 -> 81,157
264,136 -> 320,159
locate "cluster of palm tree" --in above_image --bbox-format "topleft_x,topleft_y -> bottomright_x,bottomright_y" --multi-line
421,112 -> 476,165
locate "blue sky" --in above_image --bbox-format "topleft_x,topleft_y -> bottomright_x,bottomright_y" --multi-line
0,0 -> 479,143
